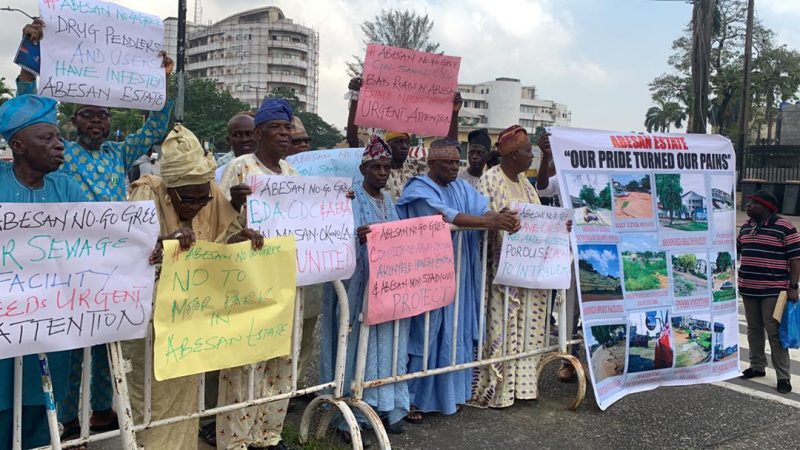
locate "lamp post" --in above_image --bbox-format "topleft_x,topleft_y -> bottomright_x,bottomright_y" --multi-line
245,85 -> 262,108
175,0 -> 187,122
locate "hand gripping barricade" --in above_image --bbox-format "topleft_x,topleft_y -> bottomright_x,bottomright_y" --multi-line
337,227 -> 587,450
13,282 -> 361,450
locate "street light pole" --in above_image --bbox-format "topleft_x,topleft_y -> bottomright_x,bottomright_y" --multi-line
175,0 -> 187,122
736,0 -> 754,183
246,85 -> 262,109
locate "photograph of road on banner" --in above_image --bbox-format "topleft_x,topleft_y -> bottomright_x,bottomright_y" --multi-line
671,314 -> 713,368
627,309 -> 674,376
611,173 -> 657,232
671,251 -> 711,311
620,234 -> 671,310
710,249 -> 736,302
655,173 -> 709,233
586,323 -> 627,384
710,174 -> 736,245
565,172 -> 613,231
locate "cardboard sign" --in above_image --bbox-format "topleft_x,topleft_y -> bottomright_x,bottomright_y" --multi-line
153,239 -> 297,380
246,176 -> 356,286
356,44 -> 461,136
37,0 -> 166,110
493,203 -> 572,289
0,202 -> 159,358
365,216 -> 456,325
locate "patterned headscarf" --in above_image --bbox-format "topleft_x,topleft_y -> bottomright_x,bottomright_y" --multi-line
496,125 -> 529,156
362,134 -> 392,162
0,95 -> 57,140
160,124 -> 218,188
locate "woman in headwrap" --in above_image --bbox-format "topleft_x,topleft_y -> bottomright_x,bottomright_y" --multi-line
122,124 -> 263,450
471,125 -> 570,409
319,136 -> 409,446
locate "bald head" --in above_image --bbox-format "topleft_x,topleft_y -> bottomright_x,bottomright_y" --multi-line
227,113 -> 256,157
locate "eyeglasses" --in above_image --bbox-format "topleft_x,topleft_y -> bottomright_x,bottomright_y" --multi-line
291,137 -> 311,146
173,190 -> 214,205
77,109 -> 111,120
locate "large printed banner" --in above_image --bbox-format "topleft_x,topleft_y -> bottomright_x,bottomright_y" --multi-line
246,176 -> 356,286
287,148 -> 364,181
38,0 -> 166,110
356,44 -> 461,137
365,216 -> 456,325
493,203 -> 572,289
153,238 -> 297,381
0,202 -> 159,358
549,127 -> 739,410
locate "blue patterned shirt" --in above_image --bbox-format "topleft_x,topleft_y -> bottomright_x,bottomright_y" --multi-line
17,80 -> 173,201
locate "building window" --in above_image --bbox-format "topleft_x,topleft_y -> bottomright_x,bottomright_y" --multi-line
520,105 -> 535,114
485,89 -> 490,94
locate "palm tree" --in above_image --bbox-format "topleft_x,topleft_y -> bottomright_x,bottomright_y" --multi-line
645,101 -> 687,133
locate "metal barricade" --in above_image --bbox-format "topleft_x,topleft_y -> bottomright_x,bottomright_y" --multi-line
16,280 -> 359,450
344,228 -> 587,450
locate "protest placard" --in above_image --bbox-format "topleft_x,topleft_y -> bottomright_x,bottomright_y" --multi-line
287,148 -> 364,181
153,238 -> 297,380
493,203 -> 572,289
365,216 -> 456,325
549,127 -> 739,410
37,0 -> 166,110
246,176 -> 356,286
0,202 -> 159,358
356,44 -> 461,137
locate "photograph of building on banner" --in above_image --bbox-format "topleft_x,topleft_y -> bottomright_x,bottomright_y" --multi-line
0,202 -> 159,359
548,126 -> 739,411
355,44 -> 461,137
493,203 -> 572,290
245,175 -> 357,286
364,215 -> 456,325
36,0 -> 167,110
153,238 -> 297,381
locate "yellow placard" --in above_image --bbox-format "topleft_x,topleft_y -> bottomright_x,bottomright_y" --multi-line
153,237 -> 297,381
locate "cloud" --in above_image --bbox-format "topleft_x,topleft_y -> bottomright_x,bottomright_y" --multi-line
579,247 -> 618,274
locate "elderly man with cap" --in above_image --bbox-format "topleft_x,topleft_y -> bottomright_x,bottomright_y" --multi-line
395,139 -> 519,421
215,112 -> 256,183
458,128 -> 492,189
15,19 -> 176,437
319,135 -> 409,446
471,125 -> 572,408
738,190 -> 800,394
123,124 -> 263,450
217,97 -> 298,450
287,116 -> 312,156
0,95 -> 85,449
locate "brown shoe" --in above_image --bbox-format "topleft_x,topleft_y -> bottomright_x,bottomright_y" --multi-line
557,363 -> 576,382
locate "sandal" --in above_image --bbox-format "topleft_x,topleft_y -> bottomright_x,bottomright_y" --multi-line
403,406 -> 423,424
382,418 -> 405,434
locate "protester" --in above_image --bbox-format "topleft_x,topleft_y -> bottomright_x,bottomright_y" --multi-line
0,95 -> 84,449
486,150 -> 501,169
470,125 -> 571,407
217,97 -> 298,450
395,139 -> 520,421
738,190 -> 800,394
288,116 -> 311,156
458,128 -> 491,188
129,146 -> 159,183
15,18 -> 175,439
215,112 -> 256,182
320,135 -> 409,446
121,124 -> 262,450
345,77 -> 462,200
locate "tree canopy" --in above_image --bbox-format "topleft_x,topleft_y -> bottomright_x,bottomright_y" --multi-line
269,87 -> 343,150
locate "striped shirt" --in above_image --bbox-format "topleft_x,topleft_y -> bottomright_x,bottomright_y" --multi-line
737,214 -> 800,297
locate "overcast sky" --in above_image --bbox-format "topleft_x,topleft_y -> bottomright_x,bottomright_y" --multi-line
2,0 -> 799,132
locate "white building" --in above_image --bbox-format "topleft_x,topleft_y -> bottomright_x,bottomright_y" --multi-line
457,77 -> 572,135
163,7 -> 319,112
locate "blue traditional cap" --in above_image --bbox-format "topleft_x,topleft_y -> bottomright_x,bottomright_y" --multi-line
0,95 -> 58,140
254,97 -> 293,127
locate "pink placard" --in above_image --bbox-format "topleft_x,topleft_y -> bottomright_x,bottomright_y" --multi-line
365,216 -> 456,325
356,44 -> 461,137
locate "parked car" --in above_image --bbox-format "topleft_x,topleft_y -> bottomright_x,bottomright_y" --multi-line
721,281 -> 733,290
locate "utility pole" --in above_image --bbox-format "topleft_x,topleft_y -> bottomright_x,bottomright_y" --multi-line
736,0 -> 755,182
690,0 -> 716,134
175,0 -> 187,122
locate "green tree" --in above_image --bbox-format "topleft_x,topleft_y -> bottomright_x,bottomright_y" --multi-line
347,9 -> 441,77
110,109 -> 145,138
626,179 -> 641,192
598,185 -> 612,209
269,87 -> 343,150
640,175 -> 651,192
0,77 -> 12,106
656,174 -> 683,224
645,100 -> 687,132
716,251 -> 733,272
167,78 -> 250,152
579,185 -> 599,208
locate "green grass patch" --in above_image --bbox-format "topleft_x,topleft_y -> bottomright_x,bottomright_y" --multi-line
282,424 -> 349,450
673,274 -> 696,297
663,221 -> 709,232
623,252 -> 668,291
713,289 -> 736,302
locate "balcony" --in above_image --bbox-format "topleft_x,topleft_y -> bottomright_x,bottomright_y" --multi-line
267,40 -> 310,52
265,56 -> 311,69
267,74 -> 308,86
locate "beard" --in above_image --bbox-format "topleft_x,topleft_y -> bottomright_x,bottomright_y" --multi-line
78,132 -> 106,150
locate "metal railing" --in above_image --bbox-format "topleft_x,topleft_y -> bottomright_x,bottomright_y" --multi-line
17,281 -> 359,450
743,145 -> 800,182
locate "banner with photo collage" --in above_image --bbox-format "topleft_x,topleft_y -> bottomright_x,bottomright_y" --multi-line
549,127 -> 740,410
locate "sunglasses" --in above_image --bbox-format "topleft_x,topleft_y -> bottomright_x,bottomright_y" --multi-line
291,137 -> 311,146
173,190 -> 214,205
